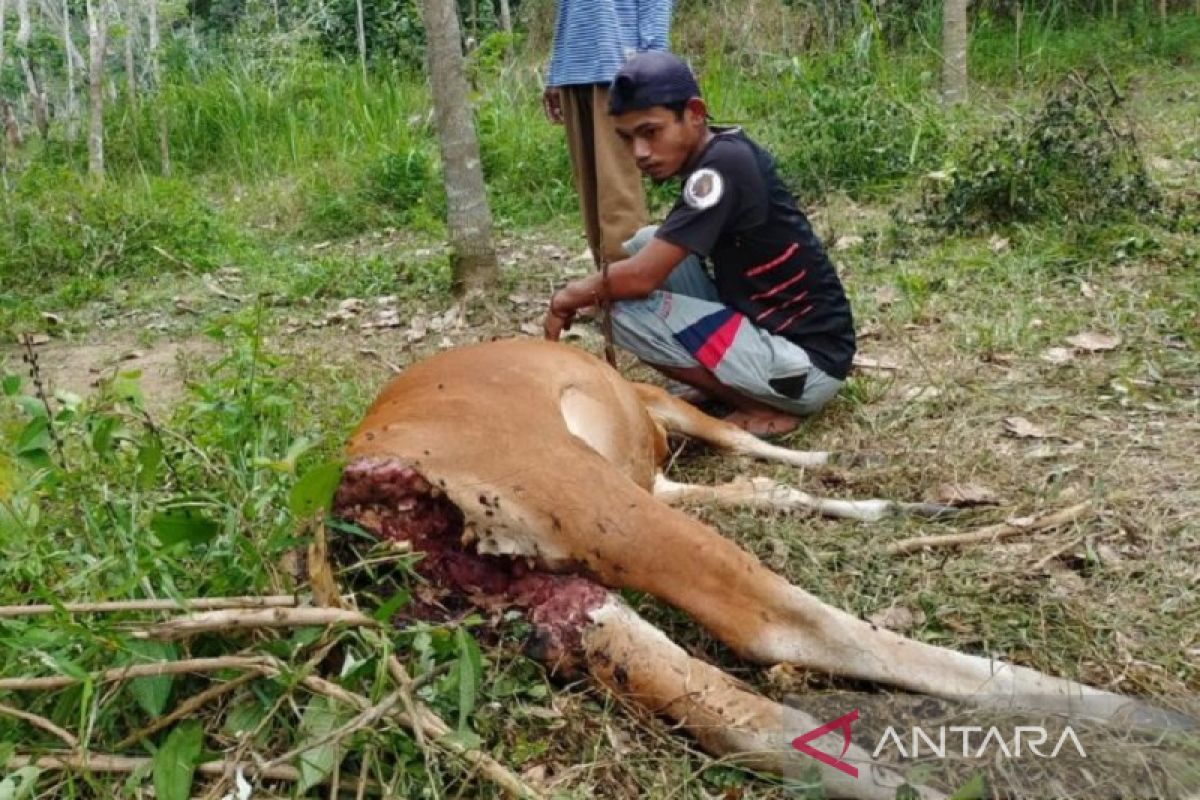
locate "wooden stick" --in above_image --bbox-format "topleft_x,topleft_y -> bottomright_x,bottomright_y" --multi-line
0,655 -> 270,691
295,671 -> 545,800
5,752 -> 372,791
0,701 -> 79,747
133,607 -> 377,640
113,669 -> 264,750
263,690 -> 403,770
885,501 -> 1093,555
0,595 -> 300,618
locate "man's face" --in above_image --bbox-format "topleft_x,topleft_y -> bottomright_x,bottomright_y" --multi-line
613,101 -> 706,183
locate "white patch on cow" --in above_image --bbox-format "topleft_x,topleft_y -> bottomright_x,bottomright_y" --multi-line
683,168 -> 724,210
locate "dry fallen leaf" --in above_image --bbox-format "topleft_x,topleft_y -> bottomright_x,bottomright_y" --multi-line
1041,347 -> 1076,365
988,235 -> 1011,254
901,385 -> 942,402
22,333 -> 52,346
982,351 -> 1017,365
1066,331 -> 1121,352
1079,281 -> 1097,300
1003,416 -> 1052,439
834,234 -> 864,251
874,285 -> 901,308
41,312 -> 63,326
853,355 -> 901,371
933,483 -> 1001,507
868,605 -> 923,632
519,322 -> 540,336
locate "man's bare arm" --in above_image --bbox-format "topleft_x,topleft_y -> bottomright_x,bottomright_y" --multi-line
544,237 -> 689,340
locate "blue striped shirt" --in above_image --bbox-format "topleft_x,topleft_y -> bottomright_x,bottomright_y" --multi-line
547,0 -> 674,87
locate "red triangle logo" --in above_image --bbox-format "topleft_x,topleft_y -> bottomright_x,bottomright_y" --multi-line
790,708 -> 860,778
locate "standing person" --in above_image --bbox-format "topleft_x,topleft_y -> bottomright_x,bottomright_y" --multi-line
543,52 -> 856,437
543,0 -> 673,267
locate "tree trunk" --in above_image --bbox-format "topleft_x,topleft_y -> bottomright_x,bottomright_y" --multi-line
1013,1 -> 1023,84
16,0 -> 50,138
147,0 -> 169,175
0,0 -> 8,185
62,0 -> 76,141
85,0 -> 107,179
940,0 -> 968,104
355,0 -> 366,83
420,0 -> 498,292
0,0 -> 8,77
122,0 -> 136,114
498,0 -> 512,33
498,0 -> 512,58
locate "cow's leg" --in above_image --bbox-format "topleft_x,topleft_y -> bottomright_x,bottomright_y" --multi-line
634,382 -> 833,468
580,595 -> 944,800
653,474 -> 956,521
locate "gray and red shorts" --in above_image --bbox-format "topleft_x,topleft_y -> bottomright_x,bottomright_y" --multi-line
611,226 -> 844,416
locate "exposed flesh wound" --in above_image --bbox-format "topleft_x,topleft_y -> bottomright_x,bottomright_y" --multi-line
332,457 -> 608,668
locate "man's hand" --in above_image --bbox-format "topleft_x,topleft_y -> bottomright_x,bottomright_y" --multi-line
543,307 -> 574,342
543,288 -> 580,341
542,86 -> 564,124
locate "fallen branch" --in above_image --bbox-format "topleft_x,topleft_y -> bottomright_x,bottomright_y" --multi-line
5,753 -> 372,793
263,690 -> 403,771
0,595 -> 299,619
0,701 -> 79,748
133,607 -> 377,640
294,669 -> 544,799
885,501 -> 1093,555
0,655 -> 270,692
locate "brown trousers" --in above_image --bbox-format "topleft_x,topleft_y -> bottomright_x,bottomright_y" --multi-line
560,84 -> 648,266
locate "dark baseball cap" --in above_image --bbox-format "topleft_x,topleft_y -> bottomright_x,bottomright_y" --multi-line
608,51 -> 701,115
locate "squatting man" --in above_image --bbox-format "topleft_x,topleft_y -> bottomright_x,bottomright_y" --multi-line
543,52 -> 856,436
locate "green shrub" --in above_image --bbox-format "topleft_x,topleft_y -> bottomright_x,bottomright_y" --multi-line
921,74 -> 1159,230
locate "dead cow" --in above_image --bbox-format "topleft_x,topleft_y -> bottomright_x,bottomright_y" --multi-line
331,338 -> 1174,800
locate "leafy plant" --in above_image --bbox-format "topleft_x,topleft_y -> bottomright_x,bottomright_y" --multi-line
921,73 -> 1160,230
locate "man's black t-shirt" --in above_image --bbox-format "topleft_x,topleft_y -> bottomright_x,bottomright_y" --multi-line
655,128 -> 856,379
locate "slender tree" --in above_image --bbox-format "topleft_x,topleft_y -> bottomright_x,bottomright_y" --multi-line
0,0 -> 7,79
15,0 -> 49,138
62,0 -> 76,141
122,0 -> 137,114
147,0 -> 169,174
421,0 -> 498,291
941,0 -> 968,104
355,0 -> 366,83
0,0 -> 10,184
498,0 -> 512,58
85,0 -> 106,178
498,0 -> 512,34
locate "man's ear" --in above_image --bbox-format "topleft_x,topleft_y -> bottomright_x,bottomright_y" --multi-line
684,97 -> 708,125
